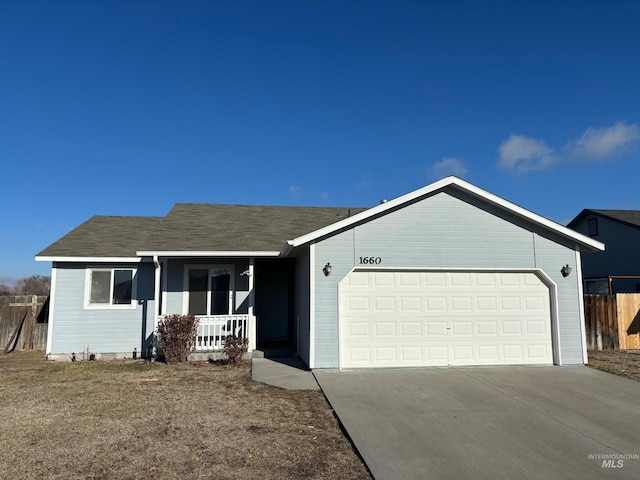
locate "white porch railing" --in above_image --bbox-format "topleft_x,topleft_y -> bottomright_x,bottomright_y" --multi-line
193,314 -> 256,351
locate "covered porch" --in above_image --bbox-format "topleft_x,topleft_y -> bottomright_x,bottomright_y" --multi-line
146,254 -> 296,356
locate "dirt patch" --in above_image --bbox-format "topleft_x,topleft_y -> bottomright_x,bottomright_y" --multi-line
0,350 -> 370,480
587,349 -> 640,382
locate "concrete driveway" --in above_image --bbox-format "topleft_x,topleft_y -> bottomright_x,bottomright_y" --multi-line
314,366 -> 640,479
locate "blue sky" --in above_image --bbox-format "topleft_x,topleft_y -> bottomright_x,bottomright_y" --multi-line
1,0 -> 639,282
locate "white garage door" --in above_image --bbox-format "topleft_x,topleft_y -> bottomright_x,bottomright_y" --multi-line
339,270 -> 553,368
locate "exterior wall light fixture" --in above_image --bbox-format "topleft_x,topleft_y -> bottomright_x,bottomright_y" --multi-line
561,265 -> 572,277
323,262 -> 332,277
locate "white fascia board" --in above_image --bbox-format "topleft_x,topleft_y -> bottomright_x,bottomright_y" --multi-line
35,256 -> 144,263
136,250 -> 280,257
286,176 -> 605,252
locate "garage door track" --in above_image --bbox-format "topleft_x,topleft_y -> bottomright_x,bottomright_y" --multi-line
314,366 -> 640,479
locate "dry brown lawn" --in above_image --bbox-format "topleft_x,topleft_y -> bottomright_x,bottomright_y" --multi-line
587,348 -> 640,382
0,351 -> 370,480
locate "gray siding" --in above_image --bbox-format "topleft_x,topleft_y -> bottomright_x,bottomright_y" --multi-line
532,231 -> 582,364
49,262 -> 155,356
163,258 -> 250,315
314,230 -> 355,367
312,190 -> 584,368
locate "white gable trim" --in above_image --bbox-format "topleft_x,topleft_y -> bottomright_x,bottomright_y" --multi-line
283,176 -> 605,253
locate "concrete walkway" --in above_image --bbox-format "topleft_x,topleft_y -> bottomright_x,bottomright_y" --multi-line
314,366 -> 640,480
251,356 -> 320,390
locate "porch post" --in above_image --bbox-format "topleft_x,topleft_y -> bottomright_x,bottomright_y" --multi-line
152,256 -> 161,357
248,257 -> 256,351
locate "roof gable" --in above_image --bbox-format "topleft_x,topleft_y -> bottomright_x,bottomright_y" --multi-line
286,176 -> 604,253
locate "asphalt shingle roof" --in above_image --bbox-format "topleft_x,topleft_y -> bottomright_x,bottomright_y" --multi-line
37,204 -> 368,258
586,209 -> 640,229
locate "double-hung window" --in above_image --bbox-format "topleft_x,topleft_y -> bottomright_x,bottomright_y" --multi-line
86,268 -> 136,308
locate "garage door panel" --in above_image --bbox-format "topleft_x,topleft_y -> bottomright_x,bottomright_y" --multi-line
375,322 -> 397,336
427,322 -> 447,336
400,297 -> 422,311
503,345 -> 524,359
401,322 -> 422,336
451,297 -> 473,310
476,321 -> 498,335
478,345 -> 499,360
426,297 -> 447,310
374,297 -> 396,311
501,321 -> 522,335
401,347 -> 423,361
348,322 -> 370,337
375,347 -> 397,362
451,345 -> 474,362
348,296 -> 370,311
451,321 -> 473,336
476,297 -> 498,310
527,345 -> 550,359
340,270 -> 553,368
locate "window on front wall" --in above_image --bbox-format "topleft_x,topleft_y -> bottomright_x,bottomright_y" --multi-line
186,266 -> 233,315
588,217 -> 598,236
86,268 -> 135,307
585,278 -> 608,295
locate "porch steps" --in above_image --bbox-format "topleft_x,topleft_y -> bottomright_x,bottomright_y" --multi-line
252,347 -> 298,359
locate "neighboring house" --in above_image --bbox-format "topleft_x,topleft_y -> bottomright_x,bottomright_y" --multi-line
568,209 -> 640,294
37,177 -> 603,368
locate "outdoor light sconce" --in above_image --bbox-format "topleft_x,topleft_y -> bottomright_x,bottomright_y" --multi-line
323,262 -> 332,277
561,265 -> 572,277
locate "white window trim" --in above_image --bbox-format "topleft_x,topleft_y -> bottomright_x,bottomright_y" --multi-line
84,267 -> 138,310
182,264 -> 235,315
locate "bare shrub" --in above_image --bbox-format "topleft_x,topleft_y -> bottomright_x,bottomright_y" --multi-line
156,314 -> 198,364
223,335 -> 249,365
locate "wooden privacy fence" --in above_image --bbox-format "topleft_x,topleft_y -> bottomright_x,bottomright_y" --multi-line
0,295 -> 49,353
584,294 -> 640,350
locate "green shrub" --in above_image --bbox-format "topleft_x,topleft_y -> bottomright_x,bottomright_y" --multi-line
223,335 -> 249,365
156,314 -> 198,364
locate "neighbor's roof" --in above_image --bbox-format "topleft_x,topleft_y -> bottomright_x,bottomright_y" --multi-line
568,209 -> 640,230
36,204 -> 367,260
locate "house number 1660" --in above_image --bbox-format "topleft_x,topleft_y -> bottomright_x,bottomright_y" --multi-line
359,256 -> 382,265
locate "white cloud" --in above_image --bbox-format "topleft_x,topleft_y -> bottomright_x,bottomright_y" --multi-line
498,135 -> 555,173
289,185 -> 301,198
568,121 -> 640,160
356,174 -> 374,190
429,157 -> 467,179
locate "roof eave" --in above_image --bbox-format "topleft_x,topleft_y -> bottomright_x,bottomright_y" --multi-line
35,256 -> 145,263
